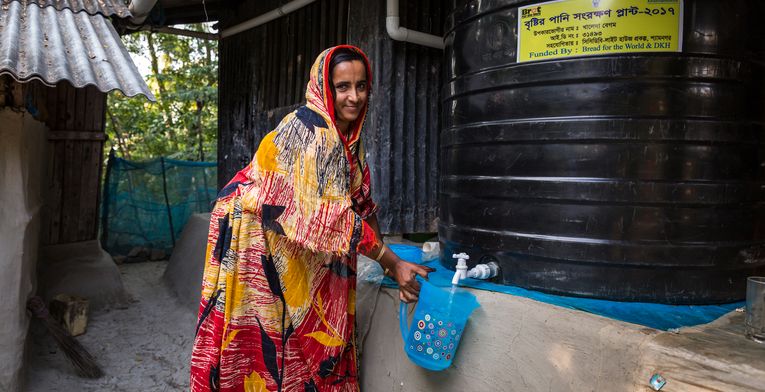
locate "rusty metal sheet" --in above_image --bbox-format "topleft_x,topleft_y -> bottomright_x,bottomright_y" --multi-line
0,1 -> 154,100
12,0 -> 132,17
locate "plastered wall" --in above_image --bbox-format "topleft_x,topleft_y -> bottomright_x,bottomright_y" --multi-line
0,109 -> 47,392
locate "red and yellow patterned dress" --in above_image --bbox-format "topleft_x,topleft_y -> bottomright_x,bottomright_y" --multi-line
190,46 -> 379,392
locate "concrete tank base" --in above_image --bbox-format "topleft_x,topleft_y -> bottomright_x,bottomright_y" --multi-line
154,213 -> 765,390
360,288 -> 765,392
39,240 -> 127,310
163,213 -> 211,312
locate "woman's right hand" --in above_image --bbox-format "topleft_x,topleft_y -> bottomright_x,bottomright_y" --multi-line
390,256 -> 435,303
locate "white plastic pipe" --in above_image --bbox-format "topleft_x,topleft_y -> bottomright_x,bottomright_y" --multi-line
421,241 -> 440,261
386,0 -> 445,49
452,253 -> 500,285
128,0 -> 158,25
467,262 -> 500,280
422,242 -> 439,253
221,0 -> 316,38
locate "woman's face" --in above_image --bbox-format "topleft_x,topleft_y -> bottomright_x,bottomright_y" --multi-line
331,60 -> 368,131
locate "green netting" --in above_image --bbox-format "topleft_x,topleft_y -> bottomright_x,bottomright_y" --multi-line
101,152 -> 217,255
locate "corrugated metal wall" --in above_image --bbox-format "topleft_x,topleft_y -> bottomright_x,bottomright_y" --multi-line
218,0 -> 446,234
348,0 -> 446,233
218,0 -> 349,187
1,76 -> 106,244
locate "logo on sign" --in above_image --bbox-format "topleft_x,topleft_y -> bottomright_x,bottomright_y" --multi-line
521,6 -> 542,19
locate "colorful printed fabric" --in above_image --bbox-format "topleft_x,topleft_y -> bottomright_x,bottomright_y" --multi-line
190,46 -> 379,392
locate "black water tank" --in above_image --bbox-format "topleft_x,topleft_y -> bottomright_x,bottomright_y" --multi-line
440,0 -> 765,303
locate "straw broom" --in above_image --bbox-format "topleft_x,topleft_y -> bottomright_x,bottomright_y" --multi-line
27,296 -> 103,378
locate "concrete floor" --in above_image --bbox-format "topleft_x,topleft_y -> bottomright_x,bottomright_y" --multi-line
25,261 -> 195,392
23,214 -> 765,392
25,259 -> 765,392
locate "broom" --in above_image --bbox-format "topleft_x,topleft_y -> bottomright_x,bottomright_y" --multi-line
27,296 -> 103,378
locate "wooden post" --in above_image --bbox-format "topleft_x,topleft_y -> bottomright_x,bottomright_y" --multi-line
160,157 -> 176,247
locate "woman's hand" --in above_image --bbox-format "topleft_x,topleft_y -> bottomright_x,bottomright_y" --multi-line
390,257 -> 436,303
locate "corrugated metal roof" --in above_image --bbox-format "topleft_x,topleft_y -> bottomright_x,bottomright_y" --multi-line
14,0 -> 132,18
217,0 -> 444,234
0,0 -> 155,100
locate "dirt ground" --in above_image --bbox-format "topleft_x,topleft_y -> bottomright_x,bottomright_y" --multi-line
25,261 -> 196,392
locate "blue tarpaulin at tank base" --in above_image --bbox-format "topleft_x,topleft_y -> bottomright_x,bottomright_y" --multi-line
101,153 -> 217,256
381,244 -> 743,331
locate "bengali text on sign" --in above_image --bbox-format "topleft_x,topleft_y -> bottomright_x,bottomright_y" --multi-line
517,0 -> 683,63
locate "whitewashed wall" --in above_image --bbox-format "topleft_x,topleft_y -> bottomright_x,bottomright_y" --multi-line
0,109 -> 47,392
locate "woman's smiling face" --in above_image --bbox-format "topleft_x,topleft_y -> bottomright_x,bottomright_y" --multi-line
331,59 -> 368,133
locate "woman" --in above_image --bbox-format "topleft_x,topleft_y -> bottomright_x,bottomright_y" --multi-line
190,45 -> 433,392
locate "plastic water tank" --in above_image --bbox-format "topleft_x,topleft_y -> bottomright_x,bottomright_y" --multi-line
440,0 -> 765,303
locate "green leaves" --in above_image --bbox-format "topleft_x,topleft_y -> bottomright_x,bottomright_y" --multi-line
105,25 -> 218,161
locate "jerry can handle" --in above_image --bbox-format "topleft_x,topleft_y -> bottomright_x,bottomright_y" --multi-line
399,300 -> 409,342
399,276 -> 426,343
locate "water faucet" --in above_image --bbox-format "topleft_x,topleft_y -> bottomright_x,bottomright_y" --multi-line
451,253 -> 500,285
451,253 -> 470,285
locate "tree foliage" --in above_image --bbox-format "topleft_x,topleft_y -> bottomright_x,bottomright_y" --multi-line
105,24 -> 218,161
